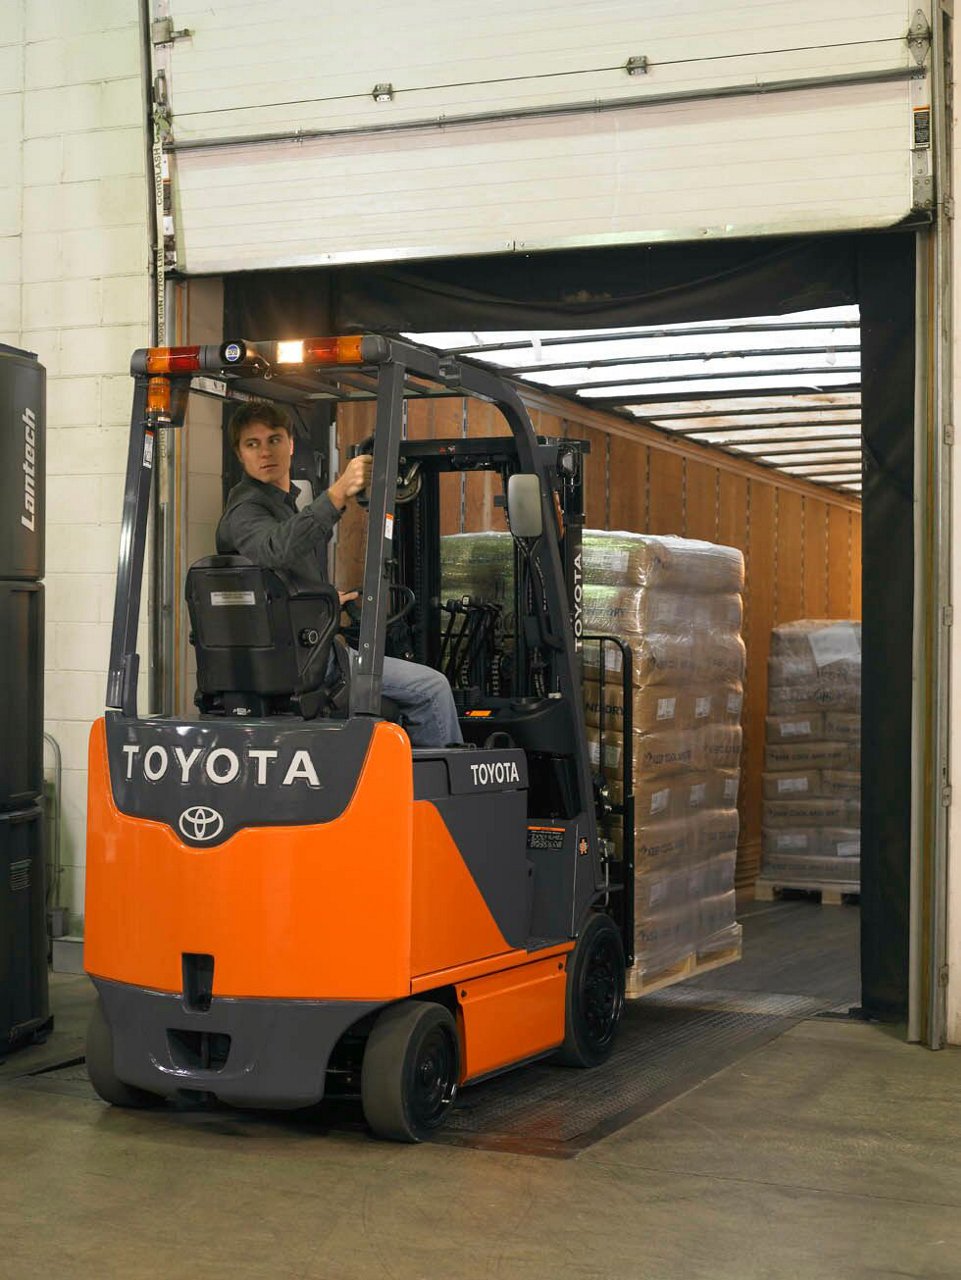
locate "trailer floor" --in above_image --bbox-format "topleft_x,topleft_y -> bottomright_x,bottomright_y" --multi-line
3,901 -> 959,1279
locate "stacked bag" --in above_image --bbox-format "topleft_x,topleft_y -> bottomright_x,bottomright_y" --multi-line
581,532 -> 745,982
760,620 -> 861,888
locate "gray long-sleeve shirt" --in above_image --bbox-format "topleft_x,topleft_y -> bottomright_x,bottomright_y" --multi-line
215,475 -> 343,592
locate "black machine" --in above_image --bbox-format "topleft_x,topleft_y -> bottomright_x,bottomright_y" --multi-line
0,343 -> 51,1056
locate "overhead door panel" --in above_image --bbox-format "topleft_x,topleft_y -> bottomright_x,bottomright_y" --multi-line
157,0 -> 930,272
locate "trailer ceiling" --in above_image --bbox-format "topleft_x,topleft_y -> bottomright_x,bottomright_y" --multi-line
405,305 -> 862,495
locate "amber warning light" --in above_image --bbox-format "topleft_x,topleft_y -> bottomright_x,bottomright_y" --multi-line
274,336 -> 365,365
145,346 -> 202,375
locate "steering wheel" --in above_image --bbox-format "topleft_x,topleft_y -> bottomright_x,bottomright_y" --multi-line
343,583 -> 416,630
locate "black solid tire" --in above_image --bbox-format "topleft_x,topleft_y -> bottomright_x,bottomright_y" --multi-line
557,912 -> 626,1068
361,1001 -> 459,1142
86,1000 -> 161,1109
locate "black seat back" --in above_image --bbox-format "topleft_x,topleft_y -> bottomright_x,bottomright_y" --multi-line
185,556 -> 341,716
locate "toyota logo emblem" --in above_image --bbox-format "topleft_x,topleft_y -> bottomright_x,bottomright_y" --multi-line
178,806 -> 224,842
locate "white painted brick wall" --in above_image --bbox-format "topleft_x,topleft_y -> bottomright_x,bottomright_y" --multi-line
5,1 -> 150,930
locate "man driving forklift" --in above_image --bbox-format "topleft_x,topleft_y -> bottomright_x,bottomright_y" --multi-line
84,334 -> 628,1143
216,400 -> 462,748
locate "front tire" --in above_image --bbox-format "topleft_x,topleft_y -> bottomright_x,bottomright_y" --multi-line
86,1000 -> 162,1109
361,1001 -> 459,1142
557,912 -> 625,1067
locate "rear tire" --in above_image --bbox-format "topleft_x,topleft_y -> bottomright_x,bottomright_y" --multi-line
361,1001 -> 459,1142
86,1000 -> 161,1109
557,912 -> 625,1067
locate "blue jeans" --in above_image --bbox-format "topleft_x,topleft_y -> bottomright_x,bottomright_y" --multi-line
381,654 -> 464,749
338,648 -> 463,748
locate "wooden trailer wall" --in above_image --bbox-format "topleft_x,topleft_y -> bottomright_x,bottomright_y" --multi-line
335,391 -> 862,891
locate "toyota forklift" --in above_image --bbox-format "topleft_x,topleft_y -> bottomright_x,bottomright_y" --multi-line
84,334 -> 636,1141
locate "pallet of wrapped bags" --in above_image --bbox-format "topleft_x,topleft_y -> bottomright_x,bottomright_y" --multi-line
439,527 -> 746,986
756,619 -> 861,903
583,531 -> 745,994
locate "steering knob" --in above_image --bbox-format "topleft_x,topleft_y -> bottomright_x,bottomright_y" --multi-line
298,627 -> 320,647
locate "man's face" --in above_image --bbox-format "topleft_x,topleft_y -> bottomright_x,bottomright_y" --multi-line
236,420 -> 294,488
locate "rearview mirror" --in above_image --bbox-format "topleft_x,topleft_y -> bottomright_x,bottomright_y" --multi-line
507,474 -> 544,539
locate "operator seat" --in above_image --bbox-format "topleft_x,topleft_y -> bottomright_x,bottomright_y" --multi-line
185,555 -> 345,719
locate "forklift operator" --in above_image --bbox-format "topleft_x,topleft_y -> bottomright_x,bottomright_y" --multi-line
216,401 -> 463,749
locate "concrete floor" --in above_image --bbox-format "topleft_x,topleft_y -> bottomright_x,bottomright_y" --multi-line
1,970 -> 959,1280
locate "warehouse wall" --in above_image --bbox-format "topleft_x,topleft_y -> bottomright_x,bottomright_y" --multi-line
336,392 -> 862,891
0,2 -> 149,928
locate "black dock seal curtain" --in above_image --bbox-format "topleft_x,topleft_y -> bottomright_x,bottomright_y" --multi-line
225,229 -> 915,1020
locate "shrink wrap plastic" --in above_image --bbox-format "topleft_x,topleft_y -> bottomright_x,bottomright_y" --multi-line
584,530 -> 744,981
761,619 -> 861,889
582,531 -> 745,594
439,527 -> 744,981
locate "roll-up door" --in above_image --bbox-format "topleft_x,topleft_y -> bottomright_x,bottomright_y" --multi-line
155,0 -> 932,274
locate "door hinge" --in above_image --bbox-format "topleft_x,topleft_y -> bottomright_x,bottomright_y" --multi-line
942,784 -> 953,806
938,964 -> 950,989
907,9 -> 932,65
913,150 -> 935,209
943,605 -> 954,627
151,17 -> 193,45
945,423 -> 955,445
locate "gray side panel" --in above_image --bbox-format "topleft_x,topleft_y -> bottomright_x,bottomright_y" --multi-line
94,978 -> 381,1109
427,792 -> 531,949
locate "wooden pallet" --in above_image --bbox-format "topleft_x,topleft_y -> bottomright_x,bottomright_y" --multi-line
754,877 -> 860,907
625,925 -> 743,1000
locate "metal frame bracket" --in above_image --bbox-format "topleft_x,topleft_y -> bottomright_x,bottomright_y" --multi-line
908,9 -> 932,66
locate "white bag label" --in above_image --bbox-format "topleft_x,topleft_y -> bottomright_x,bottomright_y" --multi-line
656,697 -> 676,720
650,788 -> 670,815
807,623 -> 861,669
781,720 -> 811,738
778,776 -> 809,794
689,782 -> 707,808
777,833 -> 808,850
837,840 -> 860,857
602,550 -> 629,573
727,692 -> 743,715
694,696 -> 711,719
724,777 -> 739,800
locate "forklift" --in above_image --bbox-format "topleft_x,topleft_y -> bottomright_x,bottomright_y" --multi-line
84,334 -> 635,1141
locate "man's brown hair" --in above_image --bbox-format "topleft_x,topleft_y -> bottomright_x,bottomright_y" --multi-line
228,401 -> 292,452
